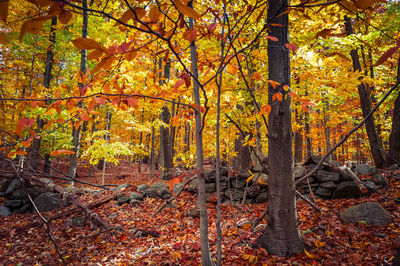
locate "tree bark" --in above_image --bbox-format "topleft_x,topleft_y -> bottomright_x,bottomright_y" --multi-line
344,15 -> 386,168
256,0 -> 305,256
388,56 -> 400,165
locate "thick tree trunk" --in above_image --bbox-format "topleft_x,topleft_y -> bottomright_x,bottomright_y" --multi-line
344,16 -> 385,168
188,4 -> 214,264
68,0 -> 88,182
388,56 -> 400,165
256,0 -> 305,256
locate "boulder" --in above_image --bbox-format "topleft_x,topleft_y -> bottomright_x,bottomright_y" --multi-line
4,200 -> 23,209
247,184 -> 261,198
117,196 -> 130,205
224,188 -> 244,201
142,188 -> 157,198
238,169 -> 252,179
151,182 -> 168,193
172,183 -> 185,194
130,199 -> 141,206
0,206 -> 12,217
314,187 -> 333,198
5,178 -> 22,196
296,176 -> 315,186
354,164 -> 377,176
187,208 -> 200,218
113,183 -> 132,192
255,191 -> 268,203
14,203 -> 31,214
231,179 -> 246,189
253,173 -> 269,186
332,181 -> 361,199
11,187 -> 45,200
364,180 -> 378,192
137,184 -> 150,192
72,216 -> 86,227
34,192 -> 62,212
372,173 -> 388,187
316,170 -> 340,183
319,181 -> 337,190
388,164 -> 399,171
219,182 -> 228,191
0,179 -> 10,192
158,188 -> 172,199
294,166 -> 307,179
340,202 -> 392,226
205,183 -> 215,193
188,179 -> 198,193
129,192 -> 144,201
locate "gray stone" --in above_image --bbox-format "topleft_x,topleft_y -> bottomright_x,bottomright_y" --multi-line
188,179 -> 198,193
204,169 -> 216,180
130,199 -> 141,206
34,192 -> 62,212
187,208 -> 200,218
172,183 -> 185,194
364,180 -> 378,192
142,188 -> 157,198
159,189 -> 171,199
11,187 -> 45,200
220,167 -> 229,176
5,178 -> 22,196
113,183 -> 132,191
39,178 -> 55,186
224,188 -> 244,201
4,199 -> 23,208
151,182 -> 168,193
72,216 -> 85,226
109,213 -> 118,218
253,173 -> 269,186
0,179 -> 10,192
296,176 -> 315,186
15,203 -> 31,214
332,181 -> 361,199
129,192 -> 143,201
137,184 -> 150,192
372,174 -> 387,187
389,164 -> 399,170
252,163 -> 264,173
315,187 -> 333,198
117,193 -> 128,200
354,164 -> 377,176
340,202 -> 392,226
117,196 -> 130,205
231,179 -> 246,189
219,182 -> 228,191
0,192 -> 5,197
247,184 -> 261,198
316,170 -> 340,183
319,181 -> 337,190
255,191 -> 268,203
294,166 -> 307,179
205,183 -> 215,193
0,206 -> 12,217
238,169 -> 252,178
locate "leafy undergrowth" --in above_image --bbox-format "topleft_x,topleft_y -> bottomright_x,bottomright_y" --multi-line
1,162 -> 399,265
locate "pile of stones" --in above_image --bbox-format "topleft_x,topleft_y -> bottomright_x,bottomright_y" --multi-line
114,182 -> 172,206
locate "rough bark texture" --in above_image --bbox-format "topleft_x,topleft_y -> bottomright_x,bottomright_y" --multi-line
344,16 -> 386,168
294,110 -> 303,163
256,0 -> 305,256
159,105 -> 172,169
388,56 -> 400,165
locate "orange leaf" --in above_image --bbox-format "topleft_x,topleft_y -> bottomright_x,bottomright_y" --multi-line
87,49 -> 104,60
174,79 -> 185,90
0,0 -> 9,21
260,104 -> 271,116
183,28 -> 197,43
374,45 -> 400,67
268,80 -> 280,89
50,149 -> 75,156
126,97 -> 138,109
149,6 -> 162,22
285,43 -> 298,51
15,149 -> 27,156
72,38 -> 100,50
266,35 -> 278,42
20,19 -> 43,40
169,176 -> 182,192
0,32 -> 6,44
272,93 -> 283,102
174,0 -> 202,20
120,235 -> 127,241
125,50 -> 137,61
58,10 -> 72,24
253,72 -> 263,81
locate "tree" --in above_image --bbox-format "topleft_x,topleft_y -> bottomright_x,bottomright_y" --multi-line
388,56 -> 400,165
256,0 -> 305,256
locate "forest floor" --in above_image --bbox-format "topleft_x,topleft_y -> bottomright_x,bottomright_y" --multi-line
0,160 -> 400,265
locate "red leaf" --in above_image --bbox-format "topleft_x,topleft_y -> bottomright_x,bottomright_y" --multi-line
266,35 -> 279,42
174,79 -> 185,90
374,45 -> 400,67
285,43 -> 299,51
126,97 -> 138,109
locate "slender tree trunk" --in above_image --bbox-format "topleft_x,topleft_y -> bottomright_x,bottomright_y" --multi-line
294,110 -> 303,163
150,121 -> 156,178
388,56 -> 400,165
188,3 -> 214,264
305,89 -> 312,159
256,0 -> 305,256
344,16 -> 385,168
68,0 -> 88,182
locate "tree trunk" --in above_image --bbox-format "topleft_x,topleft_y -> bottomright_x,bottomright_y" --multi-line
344,15 -> 385,168
388,56 -> 400,165
150,121 -> 156,178
256,0 -> 305,256
188,3 -> 214,264
305,89 -> 312,159
294,110 -> 303,163
68,0 -> 88,182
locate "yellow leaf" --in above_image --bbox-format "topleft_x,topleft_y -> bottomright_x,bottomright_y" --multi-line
304,249 -> 316,259
174,0 -> 201,20
72,38 -> 100,50
314,239 -> 326,248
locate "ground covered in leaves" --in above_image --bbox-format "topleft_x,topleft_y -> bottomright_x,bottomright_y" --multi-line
1,161 -> 400,265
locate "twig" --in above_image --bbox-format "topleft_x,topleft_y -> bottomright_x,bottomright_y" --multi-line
295,191 -> 322,212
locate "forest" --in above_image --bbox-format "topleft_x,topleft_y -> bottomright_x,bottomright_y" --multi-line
0,0 -> 400,265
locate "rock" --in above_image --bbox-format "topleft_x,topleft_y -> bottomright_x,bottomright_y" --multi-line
14,203 -> 31,214
129,192 -> 143,201
188,179 -> 198,193
205,183 -> 215,193
247,184 -> 261,198
296,176 -> 315,185
332,181 -> 361,199
224,188 -> 244,201
187,208 -> 200,218
117,196 -> 130,205
354,164 -> 377,176
364,180 -> 378,192
113,183 -> 132,191
11,187 -> 45,200
72,216 -> 86,227
172,183 -> 184,194
5,178 -> 22,196
372,173 -> 387,187
0,206 -> 12,217
314,187 -> 333,198
142,188 -> 157,198
117,193 -> 128,200
137,184 -> 150,192
316,170 -> 340,183
34,192 -> 62,212
151,182 -> 168,193
219,182 -> 228,191
39,178 -> 55,186
158,188 -> 171,199
220,167 -> 229,177
319,181 -> 337,190
294,166 -> 307,179
255,191 -> 268,203
389,164 -> 399,170
130,199 -> 141,206
238,169 -> 252,179
0,192 -> 4,197
252,163 -> 264,173
304,156 -> 323,165
4,200 -> 23,209
0,179 -> 10,192
109,213 -> 119,218
204,169 -> 216,181
231,179 -> 246,189
253,173 -> 269,186
340,202 -> 392,226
